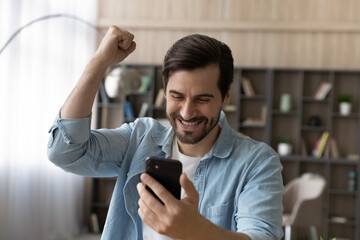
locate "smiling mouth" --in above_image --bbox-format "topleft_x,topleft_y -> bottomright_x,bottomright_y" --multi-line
180,120 -> 201,126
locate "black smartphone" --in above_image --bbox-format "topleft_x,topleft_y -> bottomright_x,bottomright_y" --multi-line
145,156 -> 182,203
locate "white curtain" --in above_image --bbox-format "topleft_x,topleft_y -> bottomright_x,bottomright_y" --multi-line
0,1 -> 98,239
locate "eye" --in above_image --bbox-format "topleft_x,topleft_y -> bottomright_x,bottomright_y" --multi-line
171,94 -> 184,100
197,97 -> 210,103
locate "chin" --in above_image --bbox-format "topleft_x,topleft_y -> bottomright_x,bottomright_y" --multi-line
176,132 -> 206,145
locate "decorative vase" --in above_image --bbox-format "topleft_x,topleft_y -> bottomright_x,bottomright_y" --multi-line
339,102 -> 352,116
278,143 -> 292,156
280,93 -> 291,112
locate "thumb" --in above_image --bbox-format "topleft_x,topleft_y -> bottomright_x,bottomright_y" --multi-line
180,173 -> 199,203
124,41 -> 136,56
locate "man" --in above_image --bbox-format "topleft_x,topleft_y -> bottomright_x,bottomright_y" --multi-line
47,26 -> 283,240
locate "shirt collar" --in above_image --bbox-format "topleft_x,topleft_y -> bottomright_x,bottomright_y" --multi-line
204,111 -> 233,159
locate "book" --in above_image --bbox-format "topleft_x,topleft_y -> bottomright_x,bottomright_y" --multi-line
260,105 -> 267,123
347,154 -> 359,161
242,105 -> 267,126
316,131 -> 329,158
311,138 -> 321,157
313,82 -> 326,98
90,213 -> 100,233
301,137 -> 308,156
242,118 -> 265,126
138,75 -> 152,93
323,139 -> 330,158
223,105 -> 237,112
241,77 -> 255,96
138,102 -> 149,118
154,88 -> 165,107
329,137 -> 339,158
314,82 -> 332,100
124,101 -> 135,120
330,216 -> 348,224
317,82 -> 332,99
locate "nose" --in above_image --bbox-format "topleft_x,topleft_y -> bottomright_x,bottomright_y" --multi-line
180,99 -> 196,120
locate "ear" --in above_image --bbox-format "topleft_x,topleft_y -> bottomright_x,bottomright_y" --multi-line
222,88 -> 231,107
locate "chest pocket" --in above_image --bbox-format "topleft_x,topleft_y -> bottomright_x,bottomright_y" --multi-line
205,198 -> 235,230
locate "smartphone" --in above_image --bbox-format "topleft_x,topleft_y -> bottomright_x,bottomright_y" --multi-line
145,156 -> 182,203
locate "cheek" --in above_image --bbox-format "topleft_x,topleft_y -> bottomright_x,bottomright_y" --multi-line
166,100 -> 178,114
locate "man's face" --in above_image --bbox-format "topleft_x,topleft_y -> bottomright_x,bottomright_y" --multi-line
165,64 -> 229,145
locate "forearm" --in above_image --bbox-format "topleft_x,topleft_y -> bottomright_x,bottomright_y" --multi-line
61,56 -> 108,118
60,26 -> 136,119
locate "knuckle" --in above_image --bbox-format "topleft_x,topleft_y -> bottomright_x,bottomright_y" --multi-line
172,205 -> 181,216
141,205 -> 151,215
165,216 -> 175,227
157,186 -> 167,197
137,208 -> 143,218
156,227 -> 165,235
157,224 -> 170,235
109,25 -> 117,32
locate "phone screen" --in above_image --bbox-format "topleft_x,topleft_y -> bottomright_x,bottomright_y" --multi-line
145,157 -> 182,203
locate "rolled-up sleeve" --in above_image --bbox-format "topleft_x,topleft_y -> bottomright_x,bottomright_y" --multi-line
51,115 -> 91,145
47,111 -> 131,177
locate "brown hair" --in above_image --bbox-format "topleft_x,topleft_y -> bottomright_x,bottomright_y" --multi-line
162,34 -> 234,100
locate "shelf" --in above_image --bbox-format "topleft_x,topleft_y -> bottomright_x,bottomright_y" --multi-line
272,110 -> 298,116
279,155 -> 360,164
302,97 -> 330,103
332,112 -> 359,118
93,65 -> 360,239
240,95 -> 266,101
301,125 -> 329,131
92,202 -> 110,208
329,189 -> 357,196
329,158 -> 359,164
280,155 -> 330,163
239,123 -> 265,128
329,217 -> 356,226
97,102 -> 123,108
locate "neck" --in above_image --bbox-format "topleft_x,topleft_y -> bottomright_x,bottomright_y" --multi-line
177,125 -> 221,157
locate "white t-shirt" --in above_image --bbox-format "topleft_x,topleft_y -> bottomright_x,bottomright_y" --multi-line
142,138 -> 202,240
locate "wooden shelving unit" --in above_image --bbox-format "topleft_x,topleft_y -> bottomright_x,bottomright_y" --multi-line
91,64 -> 360,239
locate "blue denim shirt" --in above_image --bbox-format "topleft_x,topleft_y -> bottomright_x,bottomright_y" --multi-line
47,112 -> 283,240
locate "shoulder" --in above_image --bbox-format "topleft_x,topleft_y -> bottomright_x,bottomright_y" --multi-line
126,117 -> 165,131
125,117 -> 170,139
228,129 -> 279,165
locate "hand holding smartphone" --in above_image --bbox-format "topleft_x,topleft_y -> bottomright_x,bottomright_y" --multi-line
145,156 -> 182,203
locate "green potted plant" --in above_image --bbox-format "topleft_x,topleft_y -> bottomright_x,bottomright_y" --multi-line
277,136 -> 292,156
338,94 -> 353,116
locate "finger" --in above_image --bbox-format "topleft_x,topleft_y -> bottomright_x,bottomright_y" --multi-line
137,182 -> 165,215
125,41 -> 136,55
180,173 -> 199,203
106,25 -> 135,50
138,197 -> 159,226
115,29 -> 135,51
140,173 -> 176,206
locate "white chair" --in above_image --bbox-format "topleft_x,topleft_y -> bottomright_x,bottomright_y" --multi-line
282,175 -> 326,240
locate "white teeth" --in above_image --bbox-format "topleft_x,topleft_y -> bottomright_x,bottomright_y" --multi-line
181,120 -> 198,126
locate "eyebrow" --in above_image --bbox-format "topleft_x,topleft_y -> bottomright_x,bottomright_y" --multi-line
168,90 -> 215,98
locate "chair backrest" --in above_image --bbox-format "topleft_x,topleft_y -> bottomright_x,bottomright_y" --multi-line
283,176 -> 326,227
